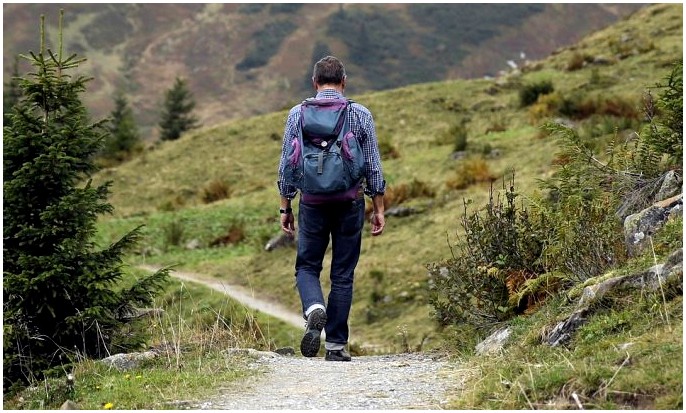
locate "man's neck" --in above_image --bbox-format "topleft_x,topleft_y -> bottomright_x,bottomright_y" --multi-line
316,83 -> 344,93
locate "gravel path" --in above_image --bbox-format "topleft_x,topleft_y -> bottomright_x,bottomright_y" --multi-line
197,351 -> 456,410
140,265 -> 460,409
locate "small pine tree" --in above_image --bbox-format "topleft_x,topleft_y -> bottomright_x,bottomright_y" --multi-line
3,12 -> 169,392
101,92 -> 142,163
158,77 -> 199,141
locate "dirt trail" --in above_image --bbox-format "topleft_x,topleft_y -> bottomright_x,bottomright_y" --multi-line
138,264 -> 305,329
140,264 -> 461,409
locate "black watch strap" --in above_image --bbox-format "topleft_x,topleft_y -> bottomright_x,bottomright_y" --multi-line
280,207 -> 293,214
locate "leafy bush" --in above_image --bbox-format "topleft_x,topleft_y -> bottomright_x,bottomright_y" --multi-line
446,121 -> 469,152
642,61 -> 682,167
446,157 -> 495,190
519,80 -> 554,107
428,177 -> 548,330
566,51 -> 590,71
164,218 -> 185,248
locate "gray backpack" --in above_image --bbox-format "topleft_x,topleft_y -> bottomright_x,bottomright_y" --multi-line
284,98 -> 365,203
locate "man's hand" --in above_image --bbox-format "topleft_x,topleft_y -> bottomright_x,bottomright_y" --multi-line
370,194 -> 385,236
281,212 -> 295,236
370,212 -> 385,236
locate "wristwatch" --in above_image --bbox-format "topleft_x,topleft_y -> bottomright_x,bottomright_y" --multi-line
279,207 -> 292,214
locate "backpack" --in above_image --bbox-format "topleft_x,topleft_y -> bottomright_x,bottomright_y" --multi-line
284,98 -> 366,202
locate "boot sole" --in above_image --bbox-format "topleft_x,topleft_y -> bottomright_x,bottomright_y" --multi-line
300,310 -> 326,357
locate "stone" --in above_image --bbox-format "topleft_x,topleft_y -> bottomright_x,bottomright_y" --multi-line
185,239 -> 201,250
265,232 -> 297,252
545,308 -> 590,347
274,347 -> 295,356
475,327 -> 511,355
623,194 -> 682,256
100,350 -> 159,371
385,206 -> 418,217
60,400 -> 79,410
655,170 -> 682,201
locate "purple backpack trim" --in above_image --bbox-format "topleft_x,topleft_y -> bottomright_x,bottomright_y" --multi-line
289,138 -> 300,166
301,183 -> 361,204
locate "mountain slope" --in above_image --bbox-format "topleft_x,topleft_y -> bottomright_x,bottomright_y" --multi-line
90,3 -> 682,350
3,3 -> 642,138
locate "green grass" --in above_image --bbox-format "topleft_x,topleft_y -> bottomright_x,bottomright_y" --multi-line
444,291 -> 682,409
4,272 -> 301,410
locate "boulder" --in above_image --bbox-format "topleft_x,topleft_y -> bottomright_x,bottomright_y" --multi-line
265,232 -> 297,252
624,194 -> 682,256
655,170 -> 682,201
100,350 -> 159,371
545,248 -> 682,347
475,327 -> 511,355
385,206 -> 418,218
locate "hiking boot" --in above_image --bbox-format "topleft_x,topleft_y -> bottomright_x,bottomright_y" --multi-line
300,308 -> 326,357
325,349 -> 351,362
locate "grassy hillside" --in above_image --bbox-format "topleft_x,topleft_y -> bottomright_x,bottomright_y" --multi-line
4,3 -> 682,409
91,3 -> 682,352
3,3 -> 641,137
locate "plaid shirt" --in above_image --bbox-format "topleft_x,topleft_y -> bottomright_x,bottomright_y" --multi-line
277,89 -> 386,199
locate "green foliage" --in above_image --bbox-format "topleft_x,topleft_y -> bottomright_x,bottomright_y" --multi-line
163,218 -> 185,248
447,121 -> 469,152
540,194 -> 627,283
100,92 -> 142,164
2,12 -> 169,392
642,61 -> 682,167
519,80 -> 554,107
428,177 -> 548,331
158,77 -> 199,141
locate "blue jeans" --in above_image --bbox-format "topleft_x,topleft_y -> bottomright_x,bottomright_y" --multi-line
295,197 -> 365,346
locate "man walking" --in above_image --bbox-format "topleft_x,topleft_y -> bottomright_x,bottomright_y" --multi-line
277,56 -> 386,361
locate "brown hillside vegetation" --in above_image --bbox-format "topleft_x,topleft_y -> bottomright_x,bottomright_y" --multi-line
3,3 -> 641,138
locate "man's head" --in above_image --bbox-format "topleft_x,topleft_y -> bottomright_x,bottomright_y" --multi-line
312,56 -> 346,89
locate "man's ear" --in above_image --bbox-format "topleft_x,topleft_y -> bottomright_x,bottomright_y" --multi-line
312,77 -> 317,90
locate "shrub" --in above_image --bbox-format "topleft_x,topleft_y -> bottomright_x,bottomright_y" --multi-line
369,178 -> 435,214
446,157 -> 495,190
377,138 -> 401,159
519,80 -> 554,107
642,61 -> 682,167
539,194 -> 627,283
567,51 -> 590,71
164,218 -> 185,248
528,92 -> 564,124
428,177 -> 548,330
559,93 -> 640,120
201,179 -> 232,204
444,121 -> 469,151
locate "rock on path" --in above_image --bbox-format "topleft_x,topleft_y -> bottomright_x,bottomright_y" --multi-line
197,352 -> 454,410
